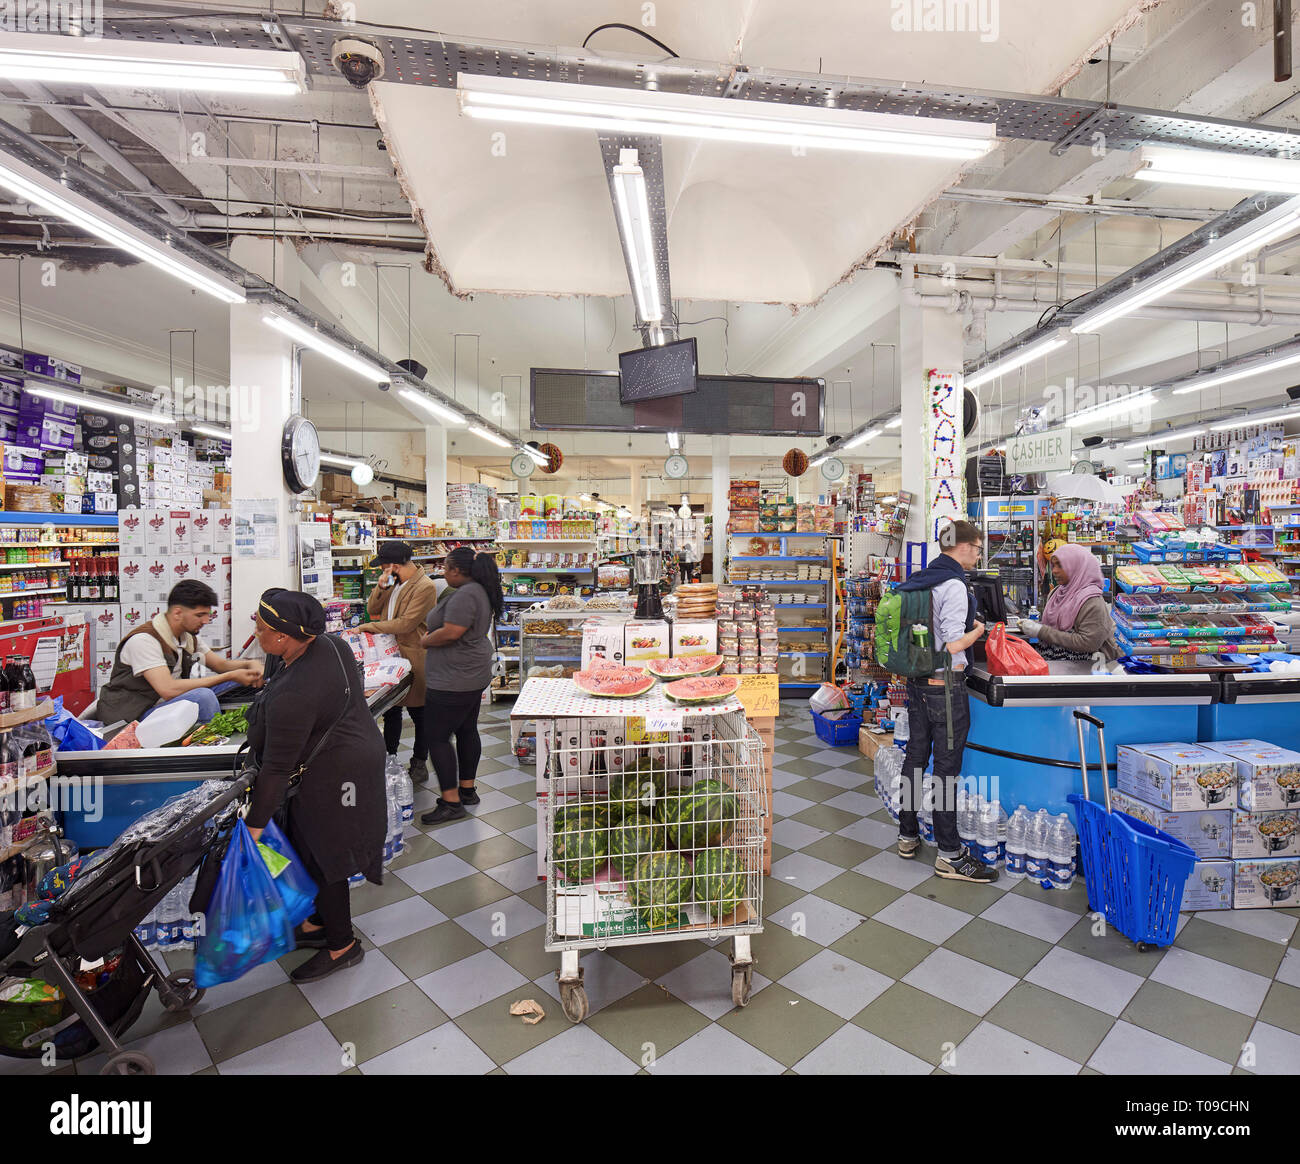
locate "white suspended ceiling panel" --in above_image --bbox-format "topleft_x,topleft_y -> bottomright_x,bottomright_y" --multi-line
365,0 -> 1147,305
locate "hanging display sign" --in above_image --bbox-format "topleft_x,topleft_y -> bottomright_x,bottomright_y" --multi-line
1007,425 -> 1072,477
925,369 -> 966,545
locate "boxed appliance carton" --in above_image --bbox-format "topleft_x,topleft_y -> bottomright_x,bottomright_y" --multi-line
625,715 -> 668,767
536,718 -> 585,793
193,553 -> 225,598
667,720 -> 716,784
1232,858 -> 1300,908
624,619 -> 670,664
671,620 -> 717,658
1203,739 -> 1300,811
204,605 -> 231,649
581,619 -> 626,669
1182,860 -> 1234,911
1116,742 -> 1238,812
117,557 -> 151,605
92,653 -> 116,691
584,716 -> 629,776
119,603 -> 150,636
167,510 -> 193,555
1108,788 -> 1232,859
69,604 -> 123,654
1232,809 -> 1300,859
189,509 -> 217,555
142,508 -> 171,554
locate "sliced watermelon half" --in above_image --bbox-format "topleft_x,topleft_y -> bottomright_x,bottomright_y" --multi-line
572,666 -> 657,699
644,654 -> 725,680
662,674 -> 743,705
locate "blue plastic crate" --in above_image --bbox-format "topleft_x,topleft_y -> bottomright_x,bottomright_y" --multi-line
811,709 -> 862,746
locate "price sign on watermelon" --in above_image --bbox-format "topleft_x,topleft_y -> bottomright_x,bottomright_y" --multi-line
724,674 -> 780,719
645,710 -> 685,733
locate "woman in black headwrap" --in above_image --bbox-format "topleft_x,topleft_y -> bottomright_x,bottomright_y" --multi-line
244,588 -> 387,983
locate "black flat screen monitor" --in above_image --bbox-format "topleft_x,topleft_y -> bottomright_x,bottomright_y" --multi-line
619,337 -> 698,404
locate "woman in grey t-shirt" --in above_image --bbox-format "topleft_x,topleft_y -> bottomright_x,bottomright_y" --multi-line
419,546 -> 504,824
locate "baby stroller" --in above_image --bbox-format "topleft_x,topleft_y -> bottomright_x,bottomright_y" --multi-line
0,772 -> 251,1075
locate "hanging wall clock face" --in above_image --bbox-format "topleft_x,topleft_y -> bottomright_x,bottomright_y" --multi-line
820,457 -> 845,483
510,452 -> 537,478
281,415 -> 321,494
664,454 -> 689,480
1072,459 -> 1097,475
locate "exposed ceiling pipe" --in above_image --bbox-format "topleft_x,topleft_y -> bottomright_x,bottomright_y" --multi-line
189,213 -> 424,241
13,83 -> 191,227
938,188 -> 1218,222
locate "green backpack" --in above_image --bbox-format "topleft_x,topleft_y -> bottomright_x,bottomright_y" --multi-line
874,588 -> 946,678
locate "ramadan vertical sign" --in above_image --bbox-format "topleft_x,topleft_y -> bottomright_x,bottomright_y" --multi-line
925,369 -> 965,546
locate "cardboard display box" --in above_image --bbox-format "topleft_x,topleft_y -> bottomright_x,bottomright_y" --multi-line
859,727 -> 896,761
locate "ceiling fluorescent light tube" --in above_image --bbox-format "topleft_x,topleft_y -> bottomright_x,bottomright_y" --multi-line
470,424 -> 512,448
0,149 -> 246,304
1123,427 -> 1205,450
1133,145 -> 1300,196
521,445 -> 549,465
611,153 -> 663,324
262,312 -> 390,384
457,75 -> 996,161
840,427 -> 882,451
965,334 -> 1068,390
0,34 -> 306,96
666,431 -> 681,450
884,416 -> 903,429
28,386 -> 174,425
191,424 -> 232,440
1065,389 -> 1157,427
1170,349 -> 1300,395
320,453 -> 364,469
1210,408 -> 1299,431
398,388 -> 465,425
1071,199 -> 1300,334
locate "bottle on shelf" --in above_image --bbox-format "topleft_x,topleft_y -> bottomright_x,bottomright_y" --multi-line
104,557 -> 119,602
85,558 -> 101,603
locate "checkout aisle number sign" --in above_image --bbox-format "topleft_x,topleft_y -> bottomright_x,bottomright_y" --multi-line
1007,425 -> 1072,476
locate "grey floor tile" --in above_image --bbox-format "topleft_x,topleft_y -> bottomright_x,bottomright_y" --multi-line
392,851 -> 479,893
1197,908 -> 1297,946
831,917 -> 935,979
647,1023 -> 785,1075
359,1022 -> 497,1075
768,851 -> 843,892
324,982 -> 448,1064
347,874 -> 418,913
1122,980 -> 1254,1064
485,853 -> 544,893
768,893 -> 868,947
426,817 -> 503,849
807,766 -> 873,791
353,896 -> 449,946
852,981 -> 980,1065
718,981 -> 845,1066
943,919 -> 1052,979
296,948 -> 408,1020
903,947 -> 1018,1016
1148,947 -> 1272,1017
949,1021 -> 1081,1076
78,1019 -> 213,1077
586,983 -> 712,1062
979,892 -> 1079,944
413,949 -> 528,1018
873,894 -> 972,945
380,920 -> 484,980
532,950 -> 645,1016
853,850 -> 935,891
217,1021 -> 347,1076
1088,1020 -> 1232,1075
986,982 -> 1114,1064
1260,981 -> 1300,1037
454,896 -> 545,947
1245,1020 -> 1300,1075
815,870 -> 904,916
771,818 -> 830,851
778,948 -> 893,1019
792,1023 -> 932,1075
1025,947 -> 1145,1018
190,957 -> 288,1016
770,768 -> 804,790
657,947 -> 772,1021
1174,917 -> 1287,978
510,824 -> 539,850
825,789 -> 885,816
503,1022 -> 639,1075
772,791 -> 816,817
837,816 -> 903,850
194,981 -> 319,1064
461,789 -> 518,815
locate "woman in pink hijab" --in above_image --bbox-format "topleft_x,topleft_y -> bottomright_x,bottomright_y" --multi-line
1020,543 -> 1120,662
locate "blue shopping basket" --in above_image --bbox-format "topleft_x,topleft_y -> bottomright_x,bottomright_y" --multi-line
1067,711 -> 1197,950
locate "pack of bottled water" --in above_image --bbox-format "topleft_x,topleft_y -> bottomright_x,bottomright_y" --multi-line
917,774 -> 936,845
1007,805 -> 1076,889
874,747 -> 904,823
383,755 -> 411,865
132,870 -> 200,950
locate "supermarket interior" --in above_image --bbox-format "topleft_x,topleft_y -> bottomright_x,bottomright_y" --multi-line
0,0 -> 1298,1097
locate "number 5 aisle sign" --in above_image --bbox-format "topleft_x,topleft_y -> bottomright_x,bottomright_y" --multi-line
926,369 -> 966,544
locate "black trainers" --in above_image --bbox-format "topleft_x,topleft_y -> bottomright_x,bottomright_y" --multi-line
420,798 -> 468,825
293,922 -> 329,949
409,758 -> 429,784
934,848 -> 999,883
458,785 -> 481,806
897,836 -> 921,860
290,941 -> 364,982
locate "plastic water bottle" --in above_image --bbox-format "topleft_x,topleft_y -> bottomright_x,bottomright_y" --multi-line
1026,809 -> 1052,888
955,789 -> 970,848
961,793 -> 982,852
994,802 -> 1009,867
976,800 -> 1002,867
893,707 -> 909,746
1047,814 -> 1077,890
396,766 -> 415,826
1004,807 -> 1029,880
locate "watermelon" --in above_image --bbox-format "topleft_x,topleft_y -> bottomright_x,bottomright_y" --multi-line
662,674 -> 743,705
608,812 -> 660,876
608,764 -> 668,818
693,846 -> 747,917
552,808 -> 608,882
626,851 -> 691,908
644,654 -> 725,679
670,778 -> 738,852
572,665 -> 656,699
639,903 -> 685,931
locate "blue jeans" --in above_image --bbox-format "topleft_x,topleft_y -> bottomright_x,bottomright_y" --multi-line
143,688 -> 220,724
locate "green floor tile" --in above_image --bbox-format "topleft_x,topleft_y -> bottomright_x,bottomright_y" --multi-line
1080,1066 -> 1104,1076
1011,877 -> 1091,915
517,881 -> 548,911
454,990 -> 570,1066
422,873 -> 515,917
494,930 -> 563,981
869,808 -> 894,825
815,870 -> 903,916
194,982 -> 318,1063
761,877 -> 807,913
586,983 -> 711,1063
768,843 -> 795,865
350,874 -> 418,913
607,938 -> 709,980
458,834 -> 534,873
381,920 -> 485,980
1174,918 -> 1287,978
1257,981 -> 1300,1037
387,833 -> 448,871
325,982 -> 448,1063
718,982 -> 843,1067
748,922 -> 823,978
830,917 -> 934,979
943,918 -> 1052,978
784,779 -> 846,805
801,834 -> 878,869
480,803 -> 539,833
914,876 -> 1005,916
1056,915 -> 1167,977
986,982 -> 1113,1064
852,982 -> 979,1065
1121,980 -> 1250,1065
793,803 -> 862,832
778,743 -> 820,759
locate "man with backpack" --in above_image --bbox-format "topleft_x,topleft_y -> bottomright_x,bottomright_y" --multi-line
875,520 -> 995,882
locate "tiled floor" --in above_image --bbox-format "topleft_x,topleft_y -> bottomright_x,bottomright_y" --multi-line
11,701 -> 1300,1076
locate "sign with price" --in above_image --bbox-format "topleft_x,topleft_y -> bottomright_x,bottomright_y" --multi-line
722,674 -> 780,719
644,710 -> 684,733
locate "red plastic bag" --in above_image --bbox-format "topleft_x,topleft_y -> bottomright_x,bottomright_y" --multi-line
985,623 -> 1049,676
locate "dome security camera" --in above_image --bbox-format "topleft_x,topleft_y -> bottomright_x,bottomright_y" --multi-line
331,38 -> 385,88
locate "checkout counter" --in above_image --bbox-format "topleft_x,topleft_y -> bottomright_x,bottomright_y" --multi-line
963,659 -> 1300,823
54,675 -> 412,849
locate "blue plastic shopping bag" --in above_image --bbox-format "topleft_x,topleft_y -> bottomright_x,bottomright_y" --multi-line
255,818 -> 318,927
193,820 -> 294,988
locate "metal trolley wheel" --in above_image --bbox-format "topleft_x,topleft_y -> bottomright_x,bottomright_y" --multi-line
102,1050 -> 156,1076
160,970 -> 206,1013
730,936 -> 754,1008
557,966 -> 588,1024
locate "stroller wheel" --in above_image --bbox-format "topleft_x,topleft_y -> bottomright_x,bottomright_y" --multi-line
161,971 -> 206,1013
102,1050 -> 155,1076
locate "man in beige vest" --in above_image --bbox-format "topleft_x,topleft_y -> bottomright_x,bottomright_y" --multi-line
359,541 -> 440,782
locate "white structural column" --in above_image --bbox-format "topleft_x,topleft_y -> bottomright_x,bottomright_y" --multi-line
424,425 -> 447,521
629,462 -> 643,517
710,436 -> 729,581
899,302 -> 964,567
230,238 -> 300,638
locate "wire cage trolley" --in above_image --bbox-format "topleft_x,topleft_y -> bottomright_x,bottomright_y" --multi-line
522,680 -> 767,1023
0,773 -> 251,1074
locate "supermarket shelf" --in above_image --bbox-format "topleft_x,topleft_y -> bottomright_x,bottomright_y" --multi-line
500,567 -> 595,574
0,699 -> 54,729
496,539 -> 597,546
0,513 -> 117,525
0,541 -> 116,549
779,651 -> 828,657
0,586 -> 68,597
770,603 -> 827,609
777,625 -> 827,631
729,555 -> 827,562
335,569 -> 362,576
730,579 -> 829,584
